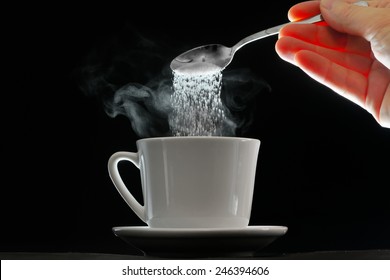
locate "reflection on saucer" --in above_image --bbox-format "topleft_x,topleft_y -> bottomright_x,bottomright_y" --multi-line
112,226 -> 288,258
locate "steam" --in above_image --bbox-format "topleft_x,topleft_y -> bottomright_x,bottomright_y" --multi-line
108,81 -> 172,137
77,27 -> 270,138
222,68 -> 271,135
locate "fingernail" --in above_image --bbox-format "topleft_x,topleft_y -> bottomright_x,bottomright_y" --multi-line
354,1 -> 368,7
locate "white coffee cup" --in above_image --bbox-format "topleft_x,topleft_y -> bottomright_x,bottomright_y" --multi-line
108,136 -> 260,228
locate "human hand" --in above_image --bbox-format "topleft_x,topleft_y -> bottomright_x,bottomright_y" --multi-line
275,0 -> 390,128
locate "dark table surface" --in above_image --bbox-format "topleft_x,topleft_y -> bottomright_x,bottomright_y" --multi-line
1,250 -> 390,260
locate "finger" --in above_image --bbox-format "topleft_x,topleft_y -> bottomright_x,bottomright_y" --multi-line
287,1 -> 321,21
366,61 -> 390,124
373,0 -> 390,8
320,0 -> 390,38
279,24 -> 372,56
276,36 -> 372,75
294,50 -> 368,108
379,86 -> 390,127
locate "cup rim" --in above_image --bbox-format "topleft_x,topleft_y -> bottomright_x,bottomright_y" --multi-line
136,136 -> 260,143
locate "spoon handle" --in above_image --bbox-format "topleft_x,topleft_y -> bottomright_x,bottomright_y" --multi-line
231,14 -> 323,53
232,0 -> 368,53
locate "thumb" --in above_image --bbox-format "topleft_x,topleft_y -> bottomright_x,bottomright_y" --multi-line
321,0 -> 390,68
320,0 -> 385,40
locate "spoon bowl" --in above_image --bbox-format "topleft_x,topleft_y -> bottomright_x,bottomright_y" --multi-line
170,44 -> 232,74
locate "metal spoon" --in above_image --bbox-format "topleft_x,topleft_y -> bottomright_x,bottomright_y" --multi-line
170,1 -> 368,73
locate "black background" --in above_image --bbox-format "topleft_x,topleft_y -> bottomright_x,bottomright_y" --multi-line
2,1 -> 390,256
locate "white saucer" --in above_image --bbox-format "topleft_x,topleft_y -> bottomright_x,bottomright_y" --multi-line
112,225 -> 288,258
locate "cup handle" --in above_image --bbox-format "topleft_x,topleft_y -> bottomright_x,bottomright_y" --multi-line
107,151 -> 146,223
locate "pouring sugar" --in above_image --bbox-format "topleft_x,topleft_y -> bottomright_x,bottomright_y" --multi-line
169,64 -> 226,136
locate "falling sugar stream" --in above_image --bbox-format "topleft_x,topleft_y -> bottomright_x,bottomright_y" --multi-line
169,69 -> 227,136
